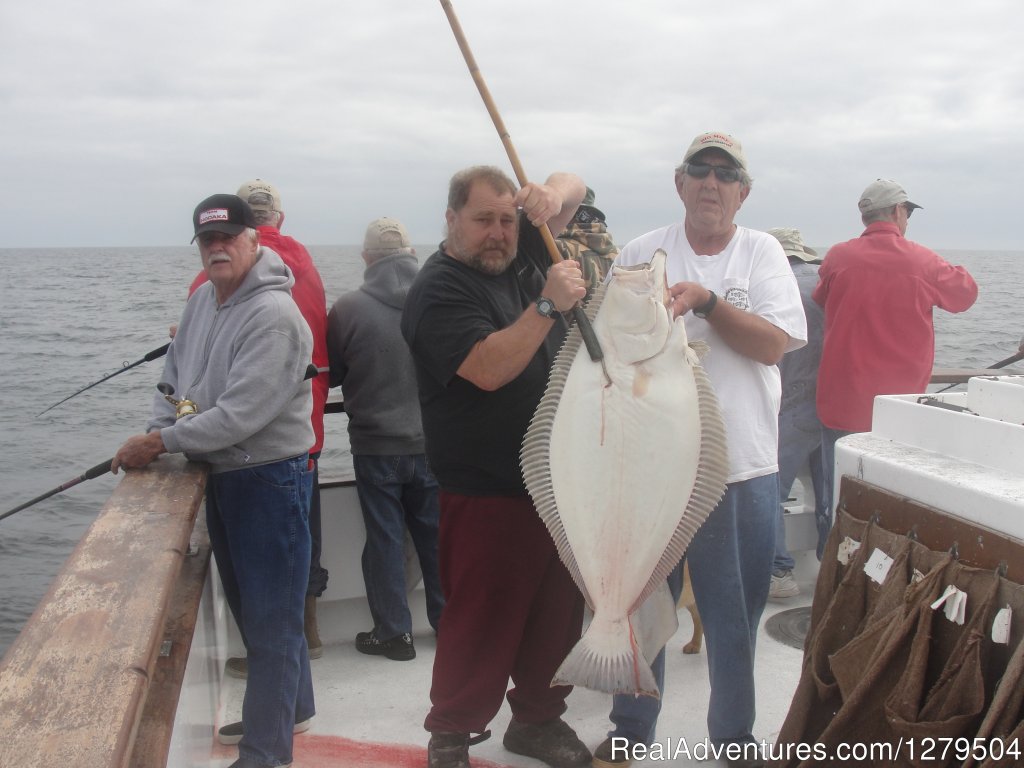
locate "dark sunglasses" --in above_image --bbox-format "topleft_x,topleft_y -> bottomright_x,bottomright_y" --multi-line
684,162 -> 743,183
902,203 -> 914,219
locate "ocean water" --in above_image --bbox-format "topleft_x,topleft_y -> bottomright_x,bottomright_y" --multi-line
0,245 -> 1020,656
0,244 -> 369,657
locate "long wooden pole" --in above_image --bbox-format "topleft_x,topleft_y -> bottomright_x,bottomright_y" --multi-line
438,0 -> 607,372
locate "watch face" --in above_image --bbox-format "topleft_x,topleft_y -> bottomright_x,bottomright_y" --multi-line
536,297 -> 556,317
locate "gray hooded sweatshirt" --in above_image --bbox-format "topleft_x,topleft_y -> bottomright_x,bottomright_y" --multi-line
150,247 -> 314,473
327,252 -> 424,455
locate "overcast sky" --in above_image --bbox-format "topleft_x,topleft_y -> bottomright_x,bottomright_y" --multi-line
2,0 -> 1022,251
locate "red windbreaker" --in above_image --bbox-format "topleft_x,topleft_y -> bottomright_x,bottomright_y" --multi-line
814,221 -> 977,432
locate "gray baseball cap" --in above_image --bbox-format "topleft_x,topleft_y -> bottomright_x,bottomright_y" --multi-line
858,179 -> 922,214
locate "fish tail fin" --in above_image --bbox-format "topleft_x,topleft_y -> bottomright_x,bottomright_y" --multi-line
551,614 -> 660,698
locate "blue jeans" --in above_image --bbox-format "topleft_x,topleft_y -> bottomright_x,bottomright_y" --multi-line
607,562 -> 684,746
354,453 -> 445,639
206,455 -> 315,767
820,427 -> 854,560
774,402 -> 825,575
686,474 -> 778,745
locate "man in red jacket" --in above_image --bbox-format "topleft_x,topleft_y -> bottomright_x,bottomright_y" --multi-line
814,178 -> 978,534
188,180 -> 330,674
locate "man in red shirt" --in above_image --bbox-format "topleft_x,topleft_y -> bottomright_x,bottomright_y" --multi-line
188,180 -> 330,674
814,179 -> 977,532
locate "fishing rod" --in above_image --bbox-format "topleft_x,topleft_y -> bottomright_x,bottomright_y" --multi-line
0,458 -> 113,522
9,363 -> 324,520
438,0 -> 610,384
38,343 -> 171,416
933,350 -> 1024,394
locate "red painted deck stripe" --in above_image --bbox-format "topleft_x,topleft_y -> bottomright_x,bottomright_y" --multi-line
211,733 -> 516,768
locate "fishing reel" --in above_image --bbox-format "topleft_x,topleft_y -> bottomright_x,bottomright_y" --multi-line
157,383 -> 199,420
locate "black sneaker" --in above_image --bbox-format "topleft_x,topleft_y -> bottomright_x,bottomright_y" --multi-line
502,718 -> 591,768
593,736 -> 633,766
224,656 -> 248,679
427,730 -> 491,768
355,629 -> 416,661
227,759 -> 292,768
217,717 -> 311,745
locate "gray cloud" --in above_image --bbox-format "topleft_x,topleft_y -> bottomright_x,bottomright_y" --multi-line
1,0 -> 1021,250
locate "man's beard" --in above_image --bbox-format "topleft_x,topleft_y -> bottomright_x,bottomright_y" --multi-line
447,229 -> 516,276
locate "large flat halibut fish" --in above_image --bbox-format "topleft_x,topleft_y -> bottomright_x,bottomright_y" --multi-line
521,249 -> 728,697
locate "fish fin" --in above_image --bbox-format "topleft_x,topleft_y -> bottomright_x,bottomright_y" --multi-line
521,283 -> 608,608
551,613 -> 660,697
688,339 -> 711,360
582,279 -> 607,317
632,354 -> 729,609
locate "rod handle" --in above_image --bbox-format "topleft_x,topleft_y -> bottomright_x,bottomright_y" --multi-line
144,343 -> 171,362
83,459 -> 115,481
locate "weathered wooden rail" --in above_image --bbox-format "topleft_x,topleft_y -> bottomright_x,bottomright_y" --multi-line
0,455 -> 208,768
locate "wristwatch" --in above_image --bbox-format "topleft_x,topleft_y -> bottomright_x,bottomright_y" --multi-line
693,290 -> 718,320
535,296 -> 557,319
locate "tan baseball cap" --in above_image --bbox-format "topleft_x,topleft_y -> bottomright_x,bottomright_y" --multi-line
767,227 -> 818,263
363,217 -> 412,254
683,131 -> 747,169
237,179 -> 282,213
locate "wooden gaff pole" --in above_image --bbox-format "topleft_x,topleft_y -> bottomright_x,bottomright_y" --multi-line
438,0 -> 607,374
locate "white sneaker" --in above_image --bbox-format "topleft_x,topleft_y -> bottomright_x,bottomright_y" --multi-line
770,571 -> 800,599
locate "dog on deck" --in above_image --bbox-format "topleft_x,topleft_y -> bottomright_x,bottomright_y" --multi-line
678,562 -> 703,654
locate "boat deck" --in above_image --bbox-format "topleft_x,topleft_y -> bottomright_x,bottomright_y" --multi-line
197,551 -> 818,768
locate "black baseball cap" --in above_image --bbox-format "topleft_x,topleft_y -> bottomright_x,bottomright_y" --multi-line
191,194 -> 258,243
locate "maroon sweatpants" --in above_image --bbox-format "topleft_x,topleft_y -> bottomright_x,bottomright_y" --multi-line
423,492 -> 585,734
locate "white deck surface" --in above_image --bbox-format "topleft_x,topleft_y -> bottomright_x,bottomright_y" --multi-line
207,551 -> 817,768
167,376 -> 1024,767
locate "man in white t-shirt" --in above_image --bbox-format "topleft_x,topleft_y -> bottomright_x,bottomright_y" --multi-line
595,131 -> 805,768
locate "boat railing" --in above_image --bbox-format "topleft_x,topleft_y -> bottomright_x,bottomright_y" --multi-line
930,365 -> 1023,385
0,455 -> 208,768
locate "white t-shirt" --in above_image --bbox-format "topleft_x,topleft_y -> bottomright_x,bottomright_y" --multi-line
616,223 -> 806,482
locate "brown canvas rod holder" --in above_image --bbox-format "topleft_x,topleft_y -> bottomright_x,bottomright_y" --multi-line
837,475 -> 1023,583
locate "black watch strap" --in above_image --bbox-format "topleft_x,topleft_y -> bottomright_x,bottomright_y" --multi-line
694,290 -> 718,319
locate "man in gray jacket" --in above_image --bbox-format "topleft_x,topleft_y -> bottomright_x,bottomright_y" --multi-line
114,193 -> 315,768
327,217 -> 444,662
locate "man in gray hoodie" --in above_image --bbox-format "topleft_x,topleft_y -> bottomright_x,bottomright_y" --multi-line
327,217 -> 444,662
114,193 -> 315,768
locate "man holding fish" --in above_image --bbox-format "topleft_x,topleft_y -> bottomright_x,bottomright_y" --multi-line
607,132 -> 806,768
401,166 -> 591,768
